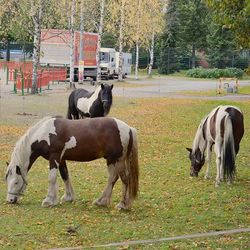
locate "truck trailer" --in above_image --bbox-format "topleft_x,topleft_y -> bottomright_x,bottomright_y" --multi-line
40,29 -> 98,81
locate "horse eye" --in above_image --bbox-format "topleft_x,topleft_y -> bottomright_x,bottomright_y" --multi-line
14,182 -> 18,185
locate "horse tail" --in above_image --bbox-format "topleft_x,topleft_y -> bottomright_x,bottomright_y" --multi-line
223,114 -> 236,181
127,127 -> 139,200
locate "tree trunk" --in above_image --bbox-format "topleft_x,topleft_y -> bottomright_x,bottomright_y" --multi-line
118,0 -> 125,81
148,30 -> 155,77
6,39 -> 10,61
135,0 -> 141,80
69,0 -> 76,88
192,44 -> 196,68
31,3 -> 42,94
96,0 -> 105,83
79,0 -> 84,83
135,41 -> 139,80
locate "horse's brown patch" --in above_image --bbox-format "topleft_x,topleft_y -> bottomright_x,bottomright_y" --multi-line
210,107 -> 219,140
53,118 -> 123,165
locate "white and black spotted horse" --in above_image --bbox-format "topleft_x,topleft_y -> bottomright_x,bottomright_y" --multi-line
5,116 -> 139,210
186,105 -> 244,187
67,83 -> 113,119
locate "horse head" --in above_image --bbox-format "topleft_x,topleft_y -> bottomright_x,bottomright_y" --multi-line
5,163 -> 27,204
186,147 -> 205,177
100,83 -> 113,116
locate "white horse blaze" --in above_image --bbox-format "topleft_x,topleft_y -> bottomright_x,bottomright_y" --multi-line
60,136 -> 77,160
76,86 -> 101,113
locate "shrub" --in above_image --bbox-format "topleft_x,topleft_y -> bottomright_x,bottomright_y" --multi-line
186,67 -> 244,79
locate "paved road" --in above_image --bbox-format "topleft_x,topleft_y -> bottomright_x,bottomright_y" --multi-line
1,76 -> 250,100
112,76 -> 250,98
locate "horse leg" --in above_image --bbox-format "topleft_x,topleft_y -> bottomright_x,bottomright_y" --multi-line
59,160 -> 75,203
42,158 -> 59,207
93,163 -> 119,207
115,161 -> 132,210
204,142 -> 212,179
214,142 -> 222,187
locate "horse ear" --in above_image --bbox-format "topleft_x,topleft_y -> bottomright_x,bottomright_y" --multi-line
110,84 -> 113,90
16,165 -> 21,175
186,147 -> 192,153
101,83 -> 104,89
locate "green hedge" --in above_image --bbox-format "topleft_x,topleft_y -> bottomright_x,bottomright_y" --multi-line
186,67 -> 244,79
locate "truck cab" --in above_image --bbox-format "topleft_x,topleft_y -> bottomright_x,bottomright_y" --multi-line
100,48 -> 116,79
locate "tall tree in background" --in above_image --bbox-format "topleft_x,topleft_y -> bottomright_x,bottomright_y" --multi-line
206,21 -> 236,68
69,0 -> 76,88
30,0 -> 50,94
96,0 -> 105,82
157,0 -> 180,74
206,0 -> 250,48
178,0 -> 209,68
146,0 -> 165,77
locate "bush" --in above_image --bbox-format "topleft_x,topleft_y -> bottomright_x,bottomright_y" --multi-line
186,67 -> 244,79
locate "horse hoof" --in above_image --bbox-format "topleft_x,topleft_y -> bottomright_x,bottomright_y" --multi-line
214,182 -> 220,188
93,198 -> 109,207
204,174 -> 211,180
61,194 -> 74,203
42,198 -> 57,207
115,202 -> 130,211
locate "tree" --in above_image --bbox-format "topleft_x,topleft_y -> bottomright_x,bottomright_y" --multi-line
178,0 -> 209,68
96,0 -> 105,82
206,0 -> 250,48
156,0 -> 181,74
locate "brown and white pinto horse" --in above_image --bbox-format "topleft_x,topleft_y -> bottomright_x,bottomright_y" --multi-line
5,116 -> 139,210
186,105 -> 244,186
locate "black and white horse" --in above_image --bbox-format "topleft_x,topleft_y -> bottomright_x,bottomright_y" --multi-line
186,105 -> 244,186
67,83 -> 113,119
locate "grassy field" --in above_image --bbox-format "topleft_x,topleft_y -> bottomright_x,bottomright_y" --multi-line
0,88 -> 249,249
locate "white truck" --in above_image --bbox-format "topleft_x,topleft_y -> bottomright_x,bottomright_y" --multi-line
100,48 -> 132,79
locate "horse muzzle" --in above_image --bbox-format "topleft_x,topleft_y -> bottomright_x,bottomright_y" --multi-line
7,194 -> 19,204
190,170 -> 198,177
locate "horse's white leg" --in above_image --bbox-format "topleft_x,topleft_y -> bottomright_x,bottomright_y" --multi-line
42,161 -> 59,207
93,163 -> 118,207
214,142 -> 222,187
204,143 -> 212,179
59,161 -> 75,203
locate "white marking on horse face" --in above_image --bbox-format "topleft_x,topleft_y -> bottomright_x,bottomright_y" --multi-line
77,86 -> 101,114
60,136 -> 77,160
114,118 -> 130,157
6,167 -> 24,203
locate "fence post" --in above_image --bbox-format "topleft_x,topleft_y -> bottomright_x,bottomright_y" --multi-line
13,69 -> 18,94
6,66 -> 9,85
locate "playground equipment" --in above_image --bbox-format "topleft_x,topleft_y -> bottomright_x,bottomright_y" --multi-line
217,78 -> 239,94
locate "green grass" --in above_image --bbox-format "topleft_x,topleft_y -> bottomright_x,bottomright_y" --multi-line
0,92 -> 249,249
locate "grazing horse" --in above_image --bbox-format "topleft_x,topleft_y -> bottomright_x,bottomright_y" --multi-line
67,83 -> 113,119
5,116 -> 139,210
186,105 -> 244,186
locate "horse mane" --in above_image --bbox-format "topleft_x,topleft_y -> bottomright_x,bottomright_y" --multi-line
9,116 -> 53,171
192,116 -> 208,153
